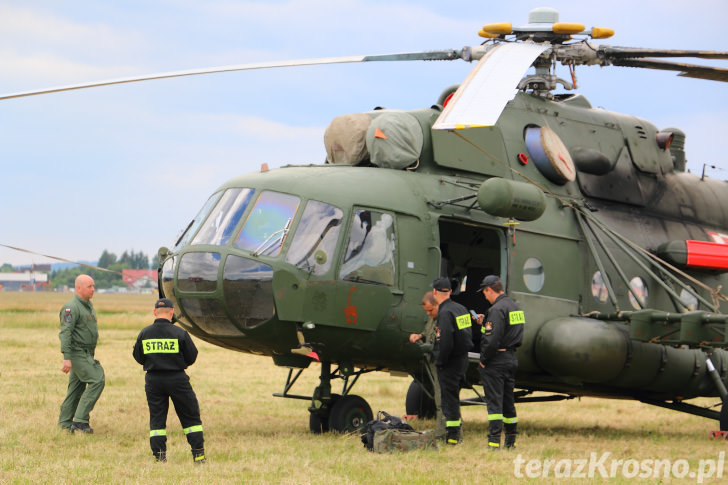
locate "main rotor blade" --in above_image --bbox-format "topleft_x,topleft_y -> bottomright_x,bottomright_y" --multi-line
433,42 -> 549,130
0,50 -> 463,101
601,46 -> 728,60
612,58 -> 728,82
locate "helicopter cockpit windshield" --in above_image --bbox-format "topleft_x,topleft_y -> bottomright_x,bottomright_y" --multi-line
235,191 -> 300,256
163,182 -> 405,340
192,188 -> 255,246
285,200 -> 343,275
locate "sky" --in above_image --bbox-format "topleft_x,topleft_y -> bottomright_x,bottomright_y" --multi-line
2,0 -> 727,268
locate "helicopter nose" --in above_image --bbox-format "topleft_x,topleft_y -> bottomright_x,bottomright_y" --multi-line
161,252 -> 275,335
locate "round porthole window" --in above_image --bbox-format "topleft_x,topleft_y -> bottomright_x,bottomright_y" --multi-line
679,287 -> 698,312
591,271 -> 609,303
523,257 -> 544,292
628,277 -> 648,309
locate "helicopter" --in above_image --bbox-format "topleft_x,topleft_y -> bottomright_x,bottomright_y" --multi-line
6,6 -> 728,435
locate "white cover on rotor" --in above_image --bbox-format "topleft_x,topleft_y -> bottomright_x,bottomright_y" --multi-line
433,42 -> 549,130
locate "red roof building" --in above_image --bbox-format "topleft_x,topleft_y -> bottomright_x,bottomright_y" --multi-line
122,269 -> 158,289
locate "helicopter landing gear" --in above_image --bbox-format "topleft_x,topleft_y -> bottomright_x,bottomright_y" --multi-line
720,397 -> 728,432
327,395 -> 372,433
306,360 -> 377,434
309,393 -> 339,433
309,393 -> 372,433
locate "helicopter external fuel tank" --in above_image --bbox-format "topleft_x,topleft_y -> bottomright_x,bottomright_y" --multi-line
476,178 -> 546,221
534,316 -> 728,398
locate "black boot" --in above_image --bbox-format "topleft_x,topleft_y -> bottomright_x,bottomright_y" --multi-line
70,421 -> 93,434
192,448 -> 206,464
488,433 -> 501,451
154,451 -> 167,463
446,426 -> 460,445
504,434 -> 517,450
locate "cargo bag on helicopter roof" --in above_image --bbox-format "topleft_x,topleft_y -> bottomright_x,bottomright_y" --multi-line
361,411 -> 437,453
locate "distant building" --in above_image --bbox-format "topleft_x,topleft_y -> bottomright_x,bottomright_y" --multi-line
0,272 -> 49,291
122,269 -> 158,290
19,264 -> 52,273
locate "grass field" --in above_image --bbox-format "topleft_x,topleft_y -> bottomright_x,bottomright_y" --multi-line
1,292 -> 727,483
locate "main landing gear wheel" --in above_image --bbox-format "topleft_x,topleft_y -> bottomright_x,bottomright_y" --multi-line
327,395 -> 372,433
309,412 -> 328,434
405,380 -> 436,419
720,397 -> 728,432
309,394 -> 341,434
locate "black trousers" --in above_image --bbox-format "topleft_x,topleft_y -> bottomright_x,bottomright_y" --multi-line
145,371 -> 204,454
478,351 -> 518,444
437,355 -> 469,428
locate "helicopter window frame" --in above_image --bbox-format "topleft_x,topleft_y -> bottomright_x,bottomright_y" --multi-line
628,276 -> 649,310
173,191 -> 223,250
338,207 -> 397,286
191,187 -> 255,247
679,286 -> 699,312
285,199 -> 344,276
591,271 -> 610,304
233,190 -> 301,256
177,251 -> 222,293
523,257 -> 544,292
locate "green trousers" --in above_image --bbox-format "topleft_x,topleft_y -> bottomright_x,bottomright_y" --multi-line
425,359 -> 446,440
58,350 -> 105,427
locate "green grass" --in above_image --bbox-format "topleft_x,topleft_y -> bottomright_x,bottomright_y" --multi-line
1,292 -> 727,483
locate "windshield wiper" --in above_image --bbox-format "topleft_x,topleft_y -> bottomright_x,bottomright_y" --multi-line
252,218 -> 292,257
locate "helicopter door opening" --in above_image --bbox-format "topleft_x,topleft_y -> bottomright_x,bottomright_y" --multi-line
438,219 -> 505,348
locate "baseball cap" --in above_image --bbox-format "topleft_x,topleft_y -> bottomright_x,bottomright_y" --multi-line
478,275 -> 501,292
431,277 -> 452,292
155,298 -> 174,309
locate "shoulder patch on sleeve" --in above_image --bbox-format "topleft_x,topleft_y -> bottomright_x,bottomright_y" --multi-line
509,311 -> 525,325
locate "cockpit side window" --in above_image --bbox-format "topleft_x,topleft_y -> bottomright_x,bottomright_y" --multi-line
234,191 -> 300,256
285,200 -> 343,275
192,188 -> 254,246
339,209 -> 396,286
173,191 -> 223,250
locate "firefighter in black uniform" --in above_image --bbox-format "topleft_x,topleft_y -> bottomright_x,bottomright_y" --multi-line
431,277 -> 473,445
474,275 -> 524,451
132,298 -> 206,463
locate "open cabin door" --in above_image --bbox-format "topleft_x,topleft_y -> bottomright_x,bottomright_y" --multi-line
438,219 -> 506,347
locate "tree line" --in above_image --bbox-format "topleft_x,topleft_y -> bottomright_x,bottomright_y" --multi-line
50,250 -> 160,290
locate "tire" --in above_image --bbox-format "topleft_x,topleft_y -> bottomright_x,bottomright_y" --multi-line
720,397 -> 728,432
308,393 -> 340,434
405,380 -> 436,419
309,412 -> 329,434
327,395 -> 372,434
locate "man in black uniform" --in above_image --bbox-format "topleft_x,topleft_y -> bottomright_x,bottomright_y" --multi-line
475,275 -> 525,451
132,298 -> 206,463
431,277 -> 473,445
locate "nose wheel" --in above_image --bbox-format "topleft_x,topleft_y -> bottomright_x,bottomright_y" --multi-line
327,395 -> 372,433
288,359 -> 377,434
309,393 -> 340,433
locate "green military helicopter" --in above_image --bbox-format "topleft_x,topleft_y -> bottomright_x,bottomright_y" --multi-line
7,7 -> 728,434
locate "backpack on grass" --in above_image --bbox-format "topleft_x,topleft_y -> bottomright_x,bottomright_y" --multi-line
361,411 -> 437,453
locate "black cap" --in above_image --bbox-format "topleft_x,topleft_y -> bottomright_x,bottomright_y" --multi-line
478,275 -> 500,292
431,277 -> 452,292
155,298 -> 174,309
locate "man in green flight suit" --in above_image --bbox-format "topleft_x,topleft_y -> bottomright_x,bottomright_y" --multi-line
409,292 -> 446,441
58,274 -> 106,433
